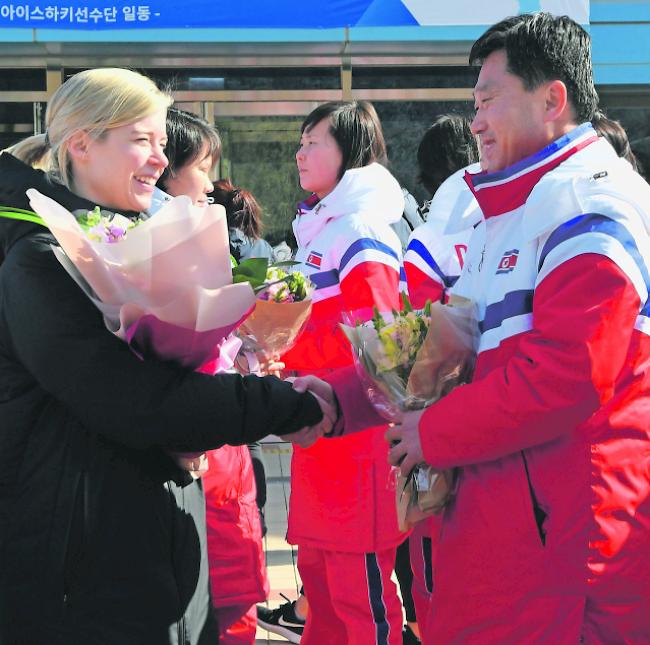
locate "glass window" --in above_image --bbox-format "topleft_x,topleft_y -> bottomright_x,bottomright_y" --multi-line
353,66 -> 478,90
138,67 -> 341,91
217,116 -> 304,248
0,68 -> 46,91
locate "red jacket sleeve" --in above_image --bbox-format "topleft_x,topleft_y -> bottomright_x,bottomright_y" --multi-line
418,254 -> 641,468
324,365 -> 386,436
404,261 -> 445,309
339,261 -> 401,317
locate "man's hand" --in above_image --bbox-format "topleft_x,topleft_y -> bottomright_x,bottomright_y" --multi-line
291,375 -> 343,436
279,376 -> 340,447
290,375 -> 335,403
385,409 -> 426,476
279,423 -> 324,449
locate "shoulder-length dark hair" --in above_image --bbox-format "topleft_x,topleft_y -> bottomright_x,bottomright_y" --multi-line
417,114 -> 479,195
301,100 -> 387,180
156,108 -> 221,191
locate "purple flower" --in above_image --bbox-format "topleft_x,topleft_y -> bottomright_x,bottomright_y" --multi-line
105,224 -> 127,243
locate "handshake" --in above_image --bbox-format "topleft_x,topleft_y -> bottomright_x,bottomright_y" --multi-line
172,375 -> 337,476
172,370 -> 340,477
279,375 -> 342,448
237,353 -> 343,449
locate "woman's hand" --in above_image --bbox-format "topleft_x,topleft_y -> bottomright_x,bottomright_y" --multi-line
171,452 -> 209,478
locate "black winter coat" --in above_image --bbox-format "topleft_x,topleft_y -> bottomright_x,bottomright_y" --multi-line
0,154 -> 321,644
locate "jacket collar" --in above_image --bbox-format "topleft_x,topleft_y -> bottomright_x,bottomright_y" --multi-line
464,123 -> 599,219
292,163 -> 404,248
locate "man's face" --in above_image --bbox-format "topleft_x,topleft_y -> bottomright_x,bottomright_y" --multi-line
471,49 -> 551,173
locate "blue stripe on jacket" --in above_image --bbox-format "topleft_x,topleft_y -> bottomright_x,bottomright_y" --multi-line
479,289 -> 534,334
471,123 -> 595,188
310,268 -> 339,290
406,238 -> 454,288
339,238 -> 399,273
538,213 -> 650,317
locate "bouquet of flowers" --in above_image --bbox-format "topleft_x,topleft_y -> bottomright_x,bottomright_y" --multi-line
27,189 -> 257,372
233,259 -> 314,366
341,294 -> 478,530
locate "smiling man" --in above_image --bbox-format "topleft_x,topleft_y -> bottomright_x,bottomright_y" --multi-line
381,13 -> 650,644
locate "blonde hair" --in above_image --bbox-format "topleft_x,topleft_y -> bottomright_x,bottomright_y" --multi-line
2,136 -> 51,170
11,68 -> 172,188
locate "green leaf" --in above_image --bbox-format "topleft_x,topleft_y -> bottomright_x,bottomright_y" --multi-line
270,260 -> 299,269
401,291 -> 413,313
231,257 -> 269,289
372,306 -> 383,332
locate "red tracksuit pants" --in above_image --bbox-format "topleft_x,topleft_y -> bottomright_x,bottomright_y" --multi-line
298,544 -> 403,645
215,604 -> 256,644
408,517 -> 438,633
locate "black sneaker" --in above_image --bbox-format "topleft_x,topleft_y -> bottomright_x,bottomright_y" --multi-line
257,595 -> 305,644
402,624 -> 421,644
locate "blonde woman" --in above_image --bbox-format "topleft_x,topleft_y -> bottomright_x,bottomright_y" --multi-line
0,68 -> 328,644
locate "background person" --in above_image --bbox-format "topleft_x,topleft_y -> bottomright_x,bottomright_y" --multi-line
261,101 -> 405,644
156,107 -> 269,645
397,113 -> 481,641
210,177 -> 275,543
591,109 -> 641,172
211,178 -> 274,263
155,107 -> 218,207
390,187 -> 425,254
0,68 -> 329,644
403,114 -> 480,307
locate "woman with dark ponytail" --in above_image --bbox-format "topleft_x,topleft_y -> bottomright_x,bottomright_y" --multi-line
210,178 -> 274,262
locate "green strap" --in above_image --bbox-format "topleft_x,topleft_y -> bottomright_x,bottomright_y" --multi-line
0,208 -> 47,228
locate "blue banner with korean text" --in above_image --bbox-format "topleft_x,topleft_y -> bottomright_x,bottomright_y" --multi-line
0,1 -> 589,29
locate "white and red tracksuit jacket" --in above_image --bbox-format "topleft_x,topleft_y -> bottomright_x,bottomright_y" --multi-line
424,123 -> 650,643
283,162 -> 405,553
330,124 -> 650,642
403,163 -> 481,307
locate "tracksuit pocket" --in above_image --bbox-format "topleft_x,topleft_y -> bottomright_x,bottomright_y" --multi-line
521,451 -> 547,546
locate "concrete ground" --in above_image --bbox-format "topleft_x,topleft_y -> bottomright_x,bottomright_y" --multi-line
255,441 -> 302,644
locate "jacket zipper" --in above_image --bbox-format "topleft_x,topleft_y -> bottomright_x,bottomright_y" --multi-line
521,452 -> 547,546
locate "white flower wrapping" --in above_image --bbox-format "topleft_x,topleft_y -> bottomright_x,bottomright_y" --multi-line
340,296 -> 479,530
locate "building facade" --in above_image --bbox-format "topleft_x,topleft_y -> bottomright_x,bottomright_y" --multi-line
0,0 -> 648,244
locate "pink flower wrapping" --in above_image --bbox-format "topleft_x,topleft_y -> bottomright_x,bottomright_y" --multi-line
26,189 -> 256,368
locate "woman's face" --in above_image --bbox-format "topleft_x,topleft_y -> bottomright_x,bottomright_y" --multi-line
163,144 -> 215,207
70,108 -> 168,213
296,117 -> 343,199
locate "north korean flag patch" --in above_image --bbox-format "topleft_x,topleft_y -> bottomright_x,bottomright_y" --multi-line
305,250 -> 323,269
496,249 -> 519,274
